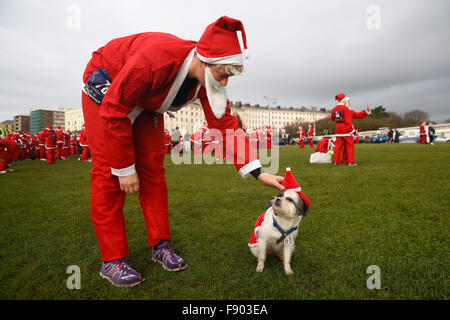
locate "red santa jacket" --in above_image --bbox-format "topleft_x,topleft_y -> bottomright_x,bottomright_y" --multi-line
420,123 -> 426,135
330,105 -> 370,136
296,128 -> 305,140
82,32 -> 258,177
0,138 -> 16,156
44,130 -> 57,149
38,131 -> 46,146
307,126 -> 314,138
56,129 -> 64,145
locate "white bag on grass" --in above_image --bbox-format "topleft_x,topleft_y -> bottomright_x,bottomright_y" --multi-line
310,152 -> 333,164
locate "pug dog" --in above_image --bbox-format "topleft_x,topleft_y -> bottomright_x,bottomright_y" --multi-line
248,189 -> 310,275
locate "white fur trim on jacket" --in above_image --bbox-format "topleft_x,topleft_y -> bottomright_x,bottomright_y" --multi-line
238,159 -> 262,178
156,48 -> 197,114
111,163 -> 136,177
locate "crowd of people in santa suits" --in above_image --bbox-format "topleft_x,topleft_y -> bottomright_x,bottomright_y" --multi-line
163,122 -> 273,156
0,124 -> 91,174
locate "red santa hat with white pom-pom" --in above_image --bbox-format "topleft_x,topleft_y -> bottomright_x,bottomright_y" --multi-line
335,93 -> 349,105
283,167 -> 311,211
196,16 -> 248,66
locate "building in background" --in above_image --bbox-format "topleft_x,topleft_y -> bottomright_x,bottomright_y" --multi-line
13,115 -> 30,132
65,108 -> 84,132
29,109 -> 67,134
0,120 -> 14,133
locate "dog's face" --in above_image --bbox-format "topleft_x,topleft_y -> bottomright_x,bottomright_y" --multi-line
272,189 -> 309,218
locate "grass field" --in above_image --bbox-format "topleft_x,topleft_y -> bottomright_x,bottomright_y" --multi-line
0,143 -> 449,300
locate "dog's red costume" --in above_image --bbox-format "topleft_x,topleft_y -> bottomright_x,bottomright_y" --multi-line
249,168 -> 310,247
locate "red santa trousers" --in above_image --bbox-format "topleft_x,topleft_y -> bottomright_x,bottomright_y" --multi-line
82,93 -> 170,262
299,139 -> 305,149
39,144 -> 46,159
56,144 -> 63,159
46,148 -> 56,164
308,138 -> 314,148
333,136 -> 355,164
81,146 -> 90,162
419,135 -> 426,144
0,151 -> 11,171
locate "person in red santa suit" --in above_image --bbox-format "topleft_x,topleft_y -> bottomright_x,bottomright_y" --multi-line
79,124 -> 90,162
38,129 -> 47,160
330,93 -> 370,166
81,16 -> 285,287
419,121 -> 426,144
55,126 -> 64,160
62,130 -> 71,159
307,124 -> 314,148
164,129 -> 171,153
29,133 -> 39,160
44,125 -> 57,164
266,126 -> 272,150
0,137 -> 19,173
315,137 -> 335,154
296,126 -> 305,149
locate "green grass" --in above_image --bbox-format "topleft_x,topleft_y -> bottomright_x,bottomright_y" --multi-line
0,143 -> 449,300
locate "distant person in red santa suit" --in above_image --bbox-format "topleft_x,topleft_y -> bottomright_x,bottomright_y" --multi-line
55,126 -> 64,160
38,129 -> 46,160
62,130 -> 71,159
330,93 -> 370,166
79,124 -> 90,162
307,124 -> 314,148
44,125 -> 57,164
0,136 -> 18,174
164,129 -> 172,153
419,121 -> 426,144
297,126 -> 305,149
266,126 -> 272,150
81,16 -> 285,287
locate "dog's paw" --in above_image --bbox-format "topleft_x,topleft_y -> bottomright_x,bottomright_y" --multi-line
284,266 -> 294,276
256,263 -> 265,273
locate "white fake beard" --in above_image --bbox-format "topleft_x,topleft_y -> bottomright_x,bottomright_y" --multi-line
205,66 -> 228,119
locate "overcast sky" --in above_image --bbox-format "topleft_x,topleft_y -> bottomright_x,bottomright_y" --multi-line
0,0 -> 449,123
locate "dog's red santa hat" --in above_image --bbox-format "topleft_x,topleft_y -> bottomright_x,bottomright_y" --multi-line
335,93 -> 349,105
283,167 -> 311,210
196,16 -> 248,65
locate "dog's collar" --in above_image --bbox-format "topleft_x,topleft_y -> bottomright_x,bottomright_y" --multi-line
272,216 -> 298,244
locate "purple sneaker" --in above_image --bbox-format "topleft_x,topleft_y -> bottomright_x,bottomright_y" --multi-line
100,259 -> 144,287
151,242 -> 187,272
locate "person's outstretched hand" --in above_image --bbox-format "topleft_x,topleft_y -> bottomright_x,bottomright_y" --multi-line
118,173 -> 140,194
257,173 -> 285,190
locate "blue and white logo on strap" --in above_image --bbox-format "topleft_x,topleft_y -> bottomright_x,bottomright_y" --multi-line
84,68 -> 112,105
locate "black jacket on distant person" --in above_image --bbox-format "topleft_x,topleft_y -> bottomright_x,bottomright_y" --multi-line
428,126 -> 435,143
394,130 -> 400,143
